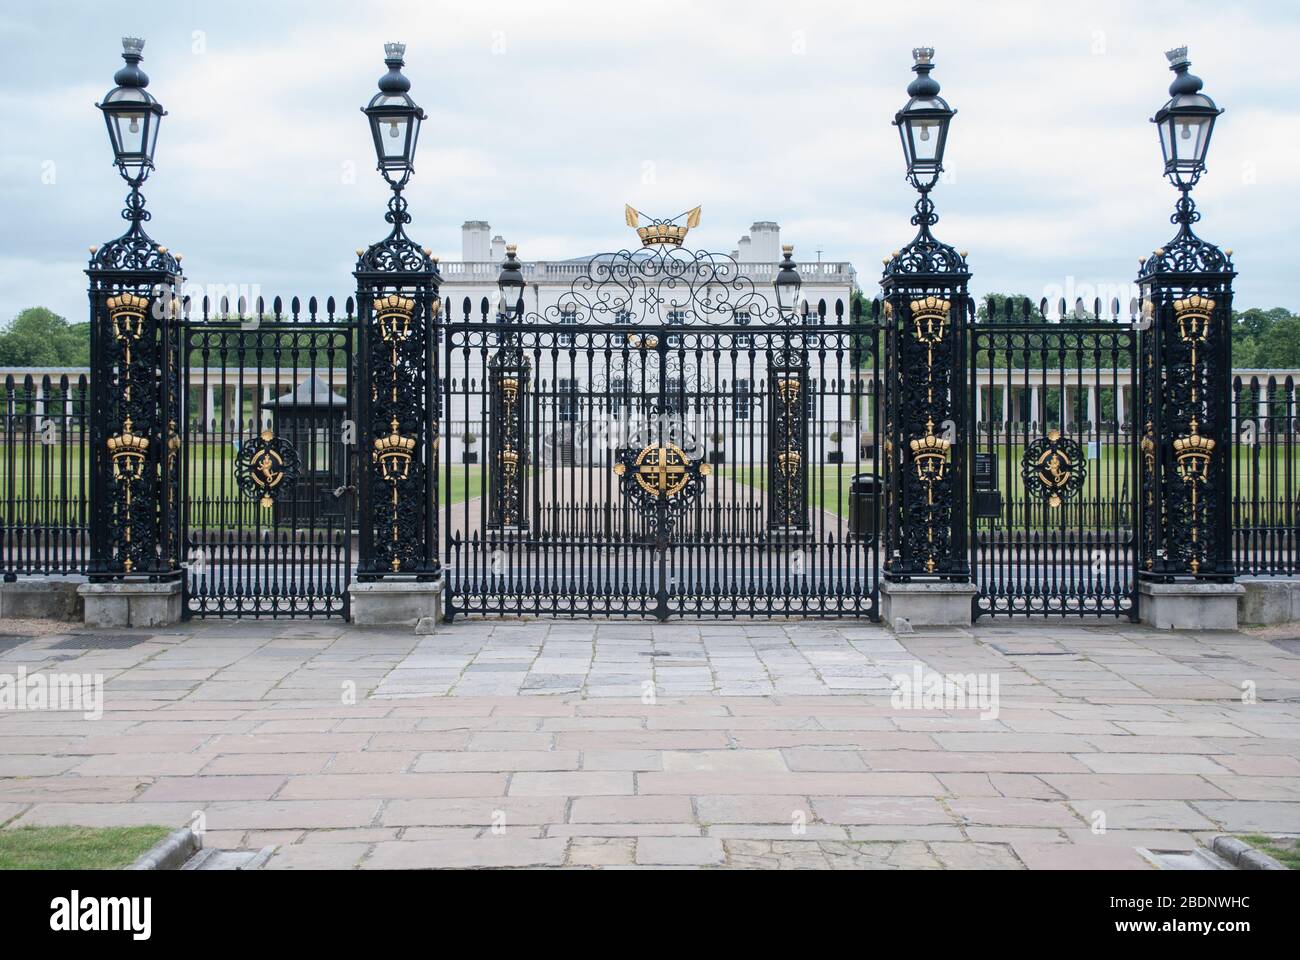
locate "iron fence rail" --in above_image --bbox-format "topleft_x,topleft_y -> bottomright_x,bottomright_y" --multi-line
1232,374 -> 1300,576
0,374 -> 90,578
3,295 -> 1299,615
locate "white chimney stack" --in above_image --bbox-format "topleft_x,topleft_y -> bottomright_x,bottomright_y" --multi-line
461,221 -> 491,261
491,235 -> 506,263
748,222 -> 781,263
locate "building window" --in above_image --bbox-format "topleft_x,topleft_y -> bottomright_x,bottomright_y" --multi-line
614,310 -> 634,325
609,376 -> 629,414
733,379 -> 752,420
664,376 -> 685,414
557,378 -> 580,422
558,306 -> 577,346
666,309 -> 686,348
734,310 -> 752,348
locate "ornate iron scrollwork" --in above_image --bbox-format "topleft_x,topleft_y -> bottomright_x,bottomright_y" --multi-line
1021,430 -> 1086,509
234,429 -> 302,509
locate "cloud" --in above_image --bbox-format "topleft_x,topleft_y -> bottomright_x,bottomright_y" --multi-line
1,0 -> 1297,325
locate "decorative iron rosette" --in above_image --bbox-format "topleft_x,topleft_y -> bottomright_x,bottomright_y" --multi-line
613,441 -> 710,528
234,430 -> 302,508
1021,430 -> 1087,508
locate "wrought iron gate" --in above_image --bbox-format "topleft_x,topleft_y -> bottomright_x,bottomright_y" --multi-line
444,245 -> 880,620
969,303 -> 1138,617
179,297 -> 356,617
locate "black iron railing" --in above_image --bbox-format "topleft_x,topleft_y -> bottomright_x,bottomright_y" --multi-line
1232,374 -> 1300,575
0,373 -> 90,577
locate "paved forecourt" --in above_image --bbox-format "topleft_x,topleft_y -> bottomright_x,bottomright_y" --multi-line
0,617 -> 1297,869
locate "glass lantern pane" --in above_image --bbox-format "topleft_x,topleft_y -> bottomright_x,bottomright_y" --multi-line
144,113 -> 160,161
1158,119 -> 1175,166
381,117 -> 410,160
1179,117 -> 1210,165
910,119 -> 940,163
113,111 -> 147,156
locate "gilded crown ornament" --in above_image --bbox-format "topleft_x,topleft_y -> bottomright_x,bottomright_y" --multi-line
909,418 -> 951,483
624,205 -> 702,248
1173,417 -> 1215,482
107,417 -> 149,481
373,418 -> 417,482
374,294 -> 416,342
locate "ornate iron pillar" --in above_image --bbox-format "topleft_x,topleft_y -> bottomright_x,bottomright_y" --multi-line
767,328 -> 809,535
880,206 -> 971,581
87,38 -> 182,582
880,47 -> 969,582
354,44 -> 440,580
1137,47 -> 1234,582
487,332 -> 531,535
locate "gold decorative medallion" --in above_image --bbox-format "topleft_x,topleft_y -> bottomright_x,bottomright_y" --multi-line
1021,429 -> 1087,508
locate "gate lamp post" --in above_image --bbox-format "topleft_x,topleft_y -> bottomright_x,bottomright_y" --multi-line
98,37 -> 165,187
1152,46 -> 1222,195
893,47 -> 954,194
497,244 -> 525,321
1137,47 -> 1234,586
879,46 -> 972,586
773,244 -> 802,319
363,42 -> 426,191
88,38 -> 183,588
353,43 -> 441,585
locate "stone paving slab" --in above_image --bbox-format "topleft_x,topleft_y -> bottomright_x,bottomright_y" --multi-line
0,618 -> 1298,868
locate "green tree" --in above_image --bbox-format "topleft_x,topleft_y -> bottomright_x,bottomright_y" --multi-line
0,308 -> 89,366
1254,315 -> 1300,369
976,293 -> 1037,324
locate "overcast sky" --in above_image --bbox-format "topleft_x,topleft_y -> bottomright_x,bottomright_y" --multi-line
1,0 -> 1296,324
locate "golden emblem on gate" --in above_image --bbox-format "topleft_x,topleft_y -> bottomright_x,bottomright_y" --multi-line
234,429 -> 302,509
1022,428 -> 1087,509
623,443 -> 693,497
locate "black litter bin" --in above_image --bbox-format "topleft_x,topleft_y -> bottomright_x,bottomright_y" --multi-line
848,473 -> 879,538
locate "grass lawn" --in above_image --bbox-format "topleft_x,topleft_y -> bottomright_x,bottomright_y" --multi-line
0,825 -> 172,870
1237,834 -> 1300,869
446,465 -> 482,504
716,463 -> 866,517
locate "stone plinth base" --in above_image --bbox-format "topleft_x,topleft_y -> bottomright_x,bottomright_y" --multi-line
349,579 -> 444,627
1237,580 -> 1300,626
1139,581 -> 1245,630
0,579 -> 83,621
881,580 -> 976,630
78,580 -> 183,628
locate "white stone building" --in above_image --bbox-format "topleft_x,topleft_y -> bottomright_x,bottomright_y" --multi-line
437,218 -> 859,466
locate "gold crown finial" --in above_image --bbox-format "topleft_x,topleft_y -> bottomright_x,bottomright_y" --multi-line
624,205 -> 701,248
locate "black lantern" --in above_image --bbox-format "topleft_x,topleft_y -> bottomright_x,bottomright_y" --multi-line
97,37 -> 165,184
497,244 -> 525,320
1152,46 -> 1222,190
773,245 -> 803,318
362,42 -> 426,188
893,47 -> 955,190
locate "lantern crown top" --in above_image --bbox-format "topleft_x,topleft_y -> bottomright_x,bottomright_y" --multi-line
1165,45 -> 1206,97
112,37 -> 150,89
907,47 -> 941,98
378,42 -> 412,94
